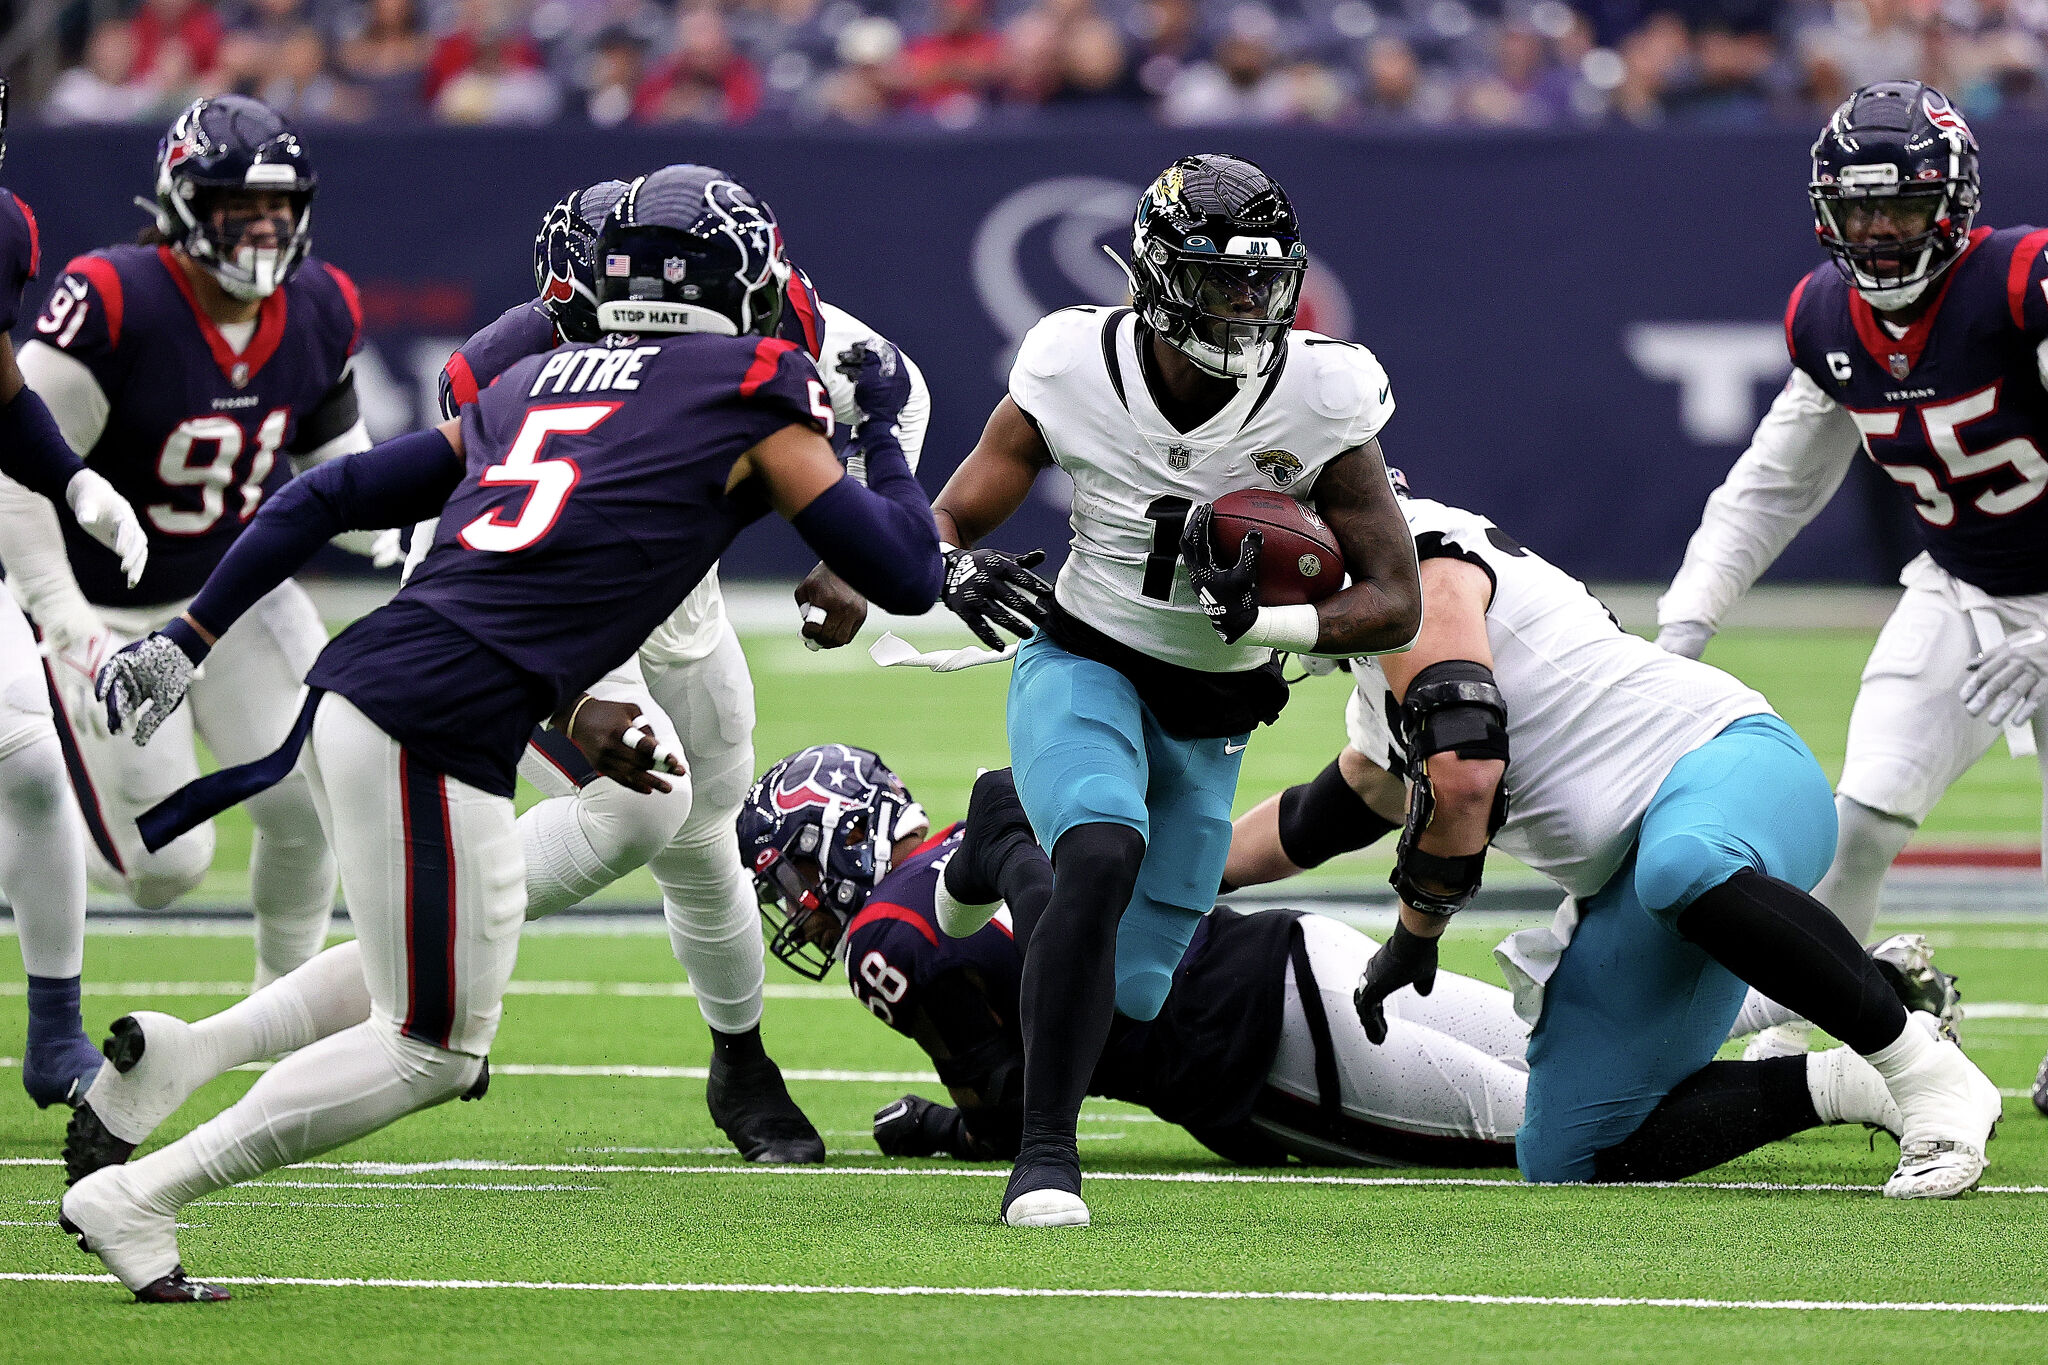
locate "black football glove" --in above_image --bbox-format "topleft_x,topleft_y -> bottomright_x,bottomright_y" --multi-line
1353,921 -> 1439,1046
1179,502 -> 1261,644
941,546 -> 1053,651
873,1093 -> 965,1158
834,339 -> 912,433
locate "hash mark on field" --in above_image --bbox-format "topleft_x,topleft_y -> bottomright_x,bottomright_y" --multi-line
2,1272 -> 2044,1315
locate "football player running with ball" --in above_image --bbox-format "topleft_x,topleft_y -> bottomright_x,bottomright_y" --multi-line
0,79 -> 154,1107
61,165 -> 941,1301
418,176 -> 931,1161
929,154 -> 1421,1226
1658,83 -> 2048,1111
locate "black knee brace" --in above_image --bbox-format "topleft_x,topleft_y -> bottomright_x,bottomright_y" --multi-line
1277,757 -> 1398,870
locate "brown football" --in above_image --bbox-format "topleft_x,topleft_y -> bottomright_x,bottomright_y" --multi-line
1209,488 -> 1345,606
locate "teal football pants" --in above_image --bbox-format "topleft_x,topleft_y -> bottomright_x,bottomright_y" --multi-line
1006,632 -> 1248,1020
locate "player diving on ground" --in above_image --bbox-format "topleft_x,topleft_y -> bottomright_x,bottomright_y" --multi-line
927,153 -> 1422,1225
1230,476 -> 1997,1193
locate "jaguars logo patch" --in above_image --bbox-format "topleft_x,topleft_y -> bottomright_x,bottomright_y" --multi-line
1251,449 -> 1303,487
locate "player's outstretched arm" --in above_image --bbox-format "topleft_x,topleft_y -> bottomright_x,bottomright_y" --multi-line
1656,369 -> 1861,656
740,421 -> 942,616
1305,438 -> 1423,656
95,421 -> 470,741
1354,556 -> 1507,1043
0,336 -> 146,587
927,398 -> 1057,649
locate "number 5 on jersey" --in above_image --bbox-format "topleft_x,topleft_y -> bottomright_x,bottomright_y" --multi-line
459,402 -> 618,553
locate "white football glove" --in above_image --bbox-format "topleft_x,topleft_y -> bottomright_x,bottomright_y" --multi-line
94,633 -> 195,746
368,527 -> 404,569
65,469 -> 148,588
1655,620 -> 1714,659
1961,626 -> 2048,729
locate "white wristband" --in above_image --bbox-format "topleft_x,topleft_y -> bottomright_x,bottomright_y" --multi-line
1238,603 -> 1320,653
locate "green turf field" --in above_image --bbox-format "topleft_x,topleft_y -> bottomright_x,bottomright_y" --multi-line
1,921 -> 2045,1361
181,621 -> 2044,907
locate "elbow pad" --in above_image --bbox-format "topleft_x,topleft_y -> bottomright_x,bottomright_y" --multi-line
1389,660 -> 1509,916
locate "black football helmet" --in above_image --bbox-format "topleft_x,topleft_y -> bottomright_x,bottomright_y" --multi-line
152,95 -> 316,301
1811,81 -> 1980,311
533,179 -> 630,344
1114,153 -> 1306,380
736,745 -> 926,980
595,164 -> 787,338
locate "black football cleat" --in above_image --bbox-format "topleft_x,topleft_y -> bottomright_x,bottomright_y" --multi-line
707,1052 -> 825,1163
133,1269 -> 231,1304
943,767 -> 1036,911
64,1015 -> 154,1184
1870,933 -> 1964,1041
2032,1050 -> 2048,1119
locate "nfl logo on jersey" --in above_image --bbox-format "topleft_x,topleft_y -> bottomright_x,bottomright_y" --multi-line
663,257 -> 687,284
1889,352 -> 1911,379
1165,443 -> 1191,471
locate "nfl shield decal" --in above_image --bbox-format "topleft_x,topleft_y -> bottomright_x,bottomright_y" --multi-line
1889,352 -> 1911,379
1165,443 -> 1191,472
663,257 -> 687,284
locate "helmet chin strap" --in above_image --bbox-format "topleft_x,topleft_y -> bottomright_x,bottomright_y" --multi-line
1854,272 -> 1933,313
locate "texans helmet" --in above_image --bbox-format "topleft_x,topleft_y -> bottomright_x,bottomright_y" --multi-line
152,95 -> 316,301
595,164 -> 788,338
737,745 -> 926,980
1810,81 -> 1980,311
533,179 -> 630,344
1115,153 -> 1306,380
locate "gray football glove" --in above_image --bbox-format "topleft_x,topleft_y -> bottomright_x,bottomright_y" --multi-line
94,632 -> 195,745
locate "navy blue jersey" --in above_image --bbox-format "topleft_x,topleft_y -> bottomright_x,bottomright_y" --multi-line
0,189 -> 39,333
28,244 -> 361,606
1788,224 -> 2048,596
843,825 -> 1297,1143
308,331 -> 830,795
438,301 -> 558,419
843,824 -> 1025,1041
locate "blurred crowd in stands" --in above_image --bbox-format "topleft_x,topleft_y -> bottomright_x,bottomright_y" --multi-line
16,0 -> 2048,130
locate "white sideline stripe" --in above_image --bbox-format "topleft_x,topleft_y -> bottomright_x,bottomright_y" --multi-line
3,1155 -> 2045,1197
1964,1003 -> 2048,1019
0,980 -> 847,1000
1,1271 -> 2043,1314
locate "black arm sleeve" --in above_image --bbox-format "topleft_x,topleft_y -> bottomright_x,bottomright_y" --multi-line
284,369 -> 363,456
185,427 -> 466,641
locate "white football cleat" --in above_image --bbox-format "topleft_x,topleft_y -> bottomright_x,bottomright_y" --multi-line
1872,1013 -> 2003,1200
65,1012 -> 209,1184
1002,1188 -> 1091,1228
1743,1020 -> 1815,1061
59,1165 -> 226,1301
1807,1046 -> 1902,1137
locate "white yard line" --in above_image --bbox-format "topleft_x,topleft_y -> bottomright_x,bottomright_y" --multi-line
2,1154 -> 2043,1195
1,1270 -> 2043,1315
0,980 -> 848,1000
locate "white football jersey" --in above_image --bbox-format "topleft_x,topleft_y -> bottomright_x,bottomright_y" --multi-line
1010,306 -> 1395,672
1345,497 -> 1773,898
639,299 -> 929,665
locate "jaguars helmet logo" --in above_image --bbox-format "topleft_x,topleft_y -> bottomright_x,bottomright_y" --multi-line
1250,449 -> 1303,488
